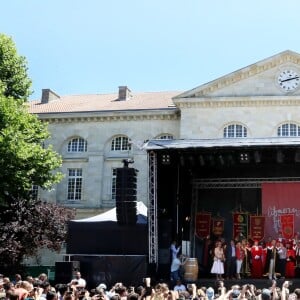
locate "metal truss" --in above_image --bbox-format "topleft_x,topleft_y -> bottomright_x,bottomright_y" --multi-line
148,151 -> 158,264
193,177 -> 300,189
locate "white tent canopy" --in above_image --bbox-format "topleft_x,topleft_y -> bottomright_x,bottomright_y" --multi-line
73,201 -> 148,224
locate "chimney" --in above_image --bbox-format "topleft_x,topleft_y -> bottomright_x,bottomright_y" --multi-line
41,89 -> 60,104
118,86 -> 131,101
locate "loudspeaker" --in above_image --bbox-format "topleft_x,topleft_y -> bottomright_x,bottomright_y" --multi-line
55,261 -> 80,284
115,167 -> 138,225
158,219 -> 172,248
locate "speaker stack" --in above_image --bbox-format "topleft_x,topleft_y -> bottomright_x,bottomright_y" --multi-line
55,261 -> 80,283
115,167 -> 138,225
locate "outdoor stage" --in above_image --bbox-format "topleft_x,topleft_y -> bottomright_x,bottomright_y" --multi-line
61,138 -> 300,288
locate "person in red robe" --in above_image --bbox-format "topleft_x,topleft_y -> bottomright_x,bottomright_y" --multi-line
286,241 -> 296,278
251,240 -> 263,278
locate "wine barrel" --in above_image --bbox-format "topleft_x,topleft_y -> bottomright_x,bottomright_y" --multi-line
184,258 -> 198,282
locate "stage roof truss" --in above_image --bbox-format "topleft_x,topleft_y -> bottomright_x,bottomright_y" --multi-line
193,177 -> 300,189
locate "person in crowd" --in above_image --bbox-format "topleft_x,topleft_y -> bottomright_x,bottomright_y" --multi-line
225,239 -> 237,280
210,240 -> 225,280
172,279 -> 186,293
170,241 -> 181,261
235,241 -> 245,280
69,272 -> 86,289
277,241 -> 287,279
251,240 -> 263,278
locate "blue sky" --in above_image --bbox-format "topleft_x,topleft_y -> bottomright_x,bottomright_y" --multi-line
1,0 -> 300,100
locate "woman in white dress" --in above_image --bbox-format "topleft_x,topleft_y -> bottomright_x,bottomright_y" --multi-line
211,240 -> 225,280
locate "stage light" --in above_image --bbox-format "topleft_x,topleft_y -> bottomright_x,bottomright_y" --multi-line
180,155 -> 185,166
239,152 -> 249,163
276,150 -> 284,163
295,149 -> 300,162
218,155 -> 225,165
199,154 -> 205,166
161,154 -> 171,165
254,151 -> 261,163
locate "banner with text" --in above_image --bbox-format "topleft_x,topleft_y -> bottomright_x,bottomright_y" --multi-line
262,182 -> 300,238
280,214 -> 294,239
249,215 -> 265,241
212,218 -> 225,237
233,212 -> 248,239
195,212 -> 211,239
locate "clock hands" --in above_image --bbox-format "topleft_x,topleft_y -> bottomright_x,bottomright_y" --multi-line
279,76 -> 299,83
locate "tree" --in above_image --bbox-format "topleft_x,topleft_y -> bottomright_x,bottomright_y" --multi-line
0,34 -> 32,101
0,33 -> 75,269
0,95 -> 63,203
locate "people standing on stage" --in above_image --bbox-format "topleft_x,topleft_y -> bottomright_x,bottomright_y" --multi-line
265,239 -> 279,280
277,241 -> 287,279
210,240 -> 225,280
170,241 -> 181,261
170,254 -> 187,282
225,239 -> 237,279
251,240 -> 263,278
286,241 -> 296,278
241,238 -> 251,278
235,241 -> 245,279
293,240 -> 300,267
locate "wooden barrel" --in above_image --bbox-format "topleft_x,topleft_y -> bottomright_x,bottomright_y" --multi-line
184,258 -> 199,282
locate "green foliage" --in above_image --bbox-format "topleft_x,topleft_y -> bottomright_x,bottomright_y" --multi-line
0,33 -> 32,101
0,95 -> 63,204
0,34 -> 72,269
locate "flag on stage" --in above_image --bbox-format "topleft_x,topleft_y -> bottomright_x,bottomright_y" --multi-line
233,212 -> 248,240
280,214 -> 294,240
249,215 -> 265,241
195,212 -> 211,238
212,218 -> 225,237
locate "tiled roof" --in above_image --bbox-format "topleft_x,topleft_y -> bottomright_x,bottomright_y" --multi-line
28,91 -> 182,114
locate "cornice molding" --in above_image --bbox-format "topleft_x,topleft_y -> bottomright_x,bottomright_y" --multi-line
40,111 -> 180,124
175,96 -> 300,108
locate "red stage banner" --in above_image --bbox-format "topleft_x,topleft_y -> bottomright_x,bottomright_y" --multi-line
233,212 -> 248,239
249,215 -> 265,241
212,218 -> 224,237
280,214 -> 294,239
195,212 -> 211,238
262,182 -> 300,238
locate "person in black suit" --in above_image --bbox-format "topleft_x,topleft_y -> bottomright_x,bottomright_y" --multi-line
225,239 -> 237,279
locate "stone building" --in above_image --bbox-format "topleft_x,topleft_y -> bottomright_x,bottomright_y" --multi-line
28,50 -> 300,266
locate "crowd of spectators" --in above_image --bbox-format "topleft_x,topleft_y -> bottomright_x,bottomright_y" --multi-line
0,272 -> 300,300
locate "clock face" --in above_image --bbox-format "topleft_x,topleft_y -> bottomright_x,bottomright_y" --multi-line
278,70 -> 300,92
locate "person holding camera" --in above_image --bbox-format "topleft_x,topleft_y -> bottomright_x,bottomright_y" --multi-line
69,272 -> 86,289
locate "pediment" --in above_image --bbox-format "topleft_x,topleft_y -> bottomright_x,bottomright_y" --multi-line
174,50 -> 300,100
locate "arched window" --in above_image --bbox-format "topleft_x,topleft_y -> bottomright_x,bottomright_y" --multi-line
111,136 -> 131,151
68,138 -> 87,152
156,134 -> 174,140
223,124 -> 247,138
277,123 -> 300,137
